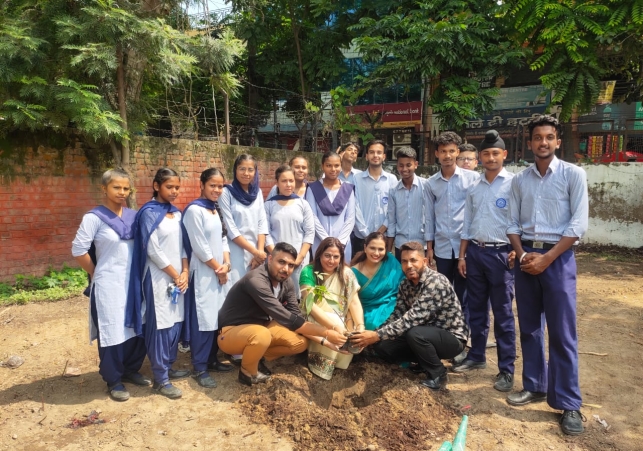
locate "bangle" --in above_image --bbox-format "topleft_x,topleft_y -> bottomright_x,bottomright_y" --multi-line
519,252 -> 527,263
458,257 -> 465,261
320,338 -> 326,346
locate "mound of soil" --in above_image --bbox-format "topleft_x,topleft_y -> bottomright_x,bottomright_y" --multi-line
238,356 -> 460,451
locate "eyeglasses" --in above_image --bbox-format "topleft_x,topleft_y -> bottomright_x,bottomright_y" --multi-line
456,157 -> 476,162
237,167 -> 255,173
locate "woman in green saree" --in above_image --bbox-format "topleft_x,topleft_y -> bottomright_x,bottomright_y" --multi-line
350,232 -> 404,331
300,237 -> 364,380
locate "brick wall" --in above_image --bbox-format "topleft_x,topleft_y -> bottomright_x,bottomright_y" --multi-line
0,135 -> 322,282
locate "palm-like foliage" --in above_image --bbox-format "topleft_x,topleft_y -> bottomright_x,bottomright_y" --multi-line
351,0 -> 524,131
0,0 -> 240,168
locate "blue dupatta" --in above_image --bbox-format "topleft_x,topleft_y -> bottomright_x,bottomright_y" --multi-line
125,200 -> 189,338
83,206 -> 137,296
224,169 -> 260,206
308,180 -> 353,216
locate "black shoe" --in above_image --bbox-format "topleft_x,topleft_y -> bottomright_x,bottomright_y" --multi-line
238,370 -> 271,387
559,410 -> 586,436
108,383 -> 130,402
257,358 -> 272,376
224,353 -> 242,366
420,372 -> 448,391
451,349 -> 468,365
208,361 -> 235,373
193,371 -> 217,388
122,372 -> 152,386
506,390 -> 547,406
494,372 -> 514,392
452,359 -> 487,373
153,381 -> 182,399
409,362 -> 424,374
168,368 -> 191,380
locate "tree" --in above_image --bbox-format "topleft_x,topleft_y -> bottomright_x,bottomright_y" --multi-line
350,0 -> 524,131
229,0 -> 357,145
0,0 -> 197,168
510,0 -> 643,117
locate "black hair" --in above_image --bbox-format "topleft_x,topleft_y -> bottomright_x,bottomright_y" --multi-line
365,139 -> 388,154
199,167 -> 227,238
288,155 -> 308,167
321,150 -> 341,165
528,114 -> 562,140
400,241 -> 425,256
232,153 -> 257,176
312,237 -> 347,291
339,142 -> 361,156
152,167 -> 179,199
272,242 -> 298,260
433,131 -> 463,147
350,232 -> 389,266
395,146 -> 417,160
275,164 -> 294,181
458,143 -> 478,158
200,167 -> 224,184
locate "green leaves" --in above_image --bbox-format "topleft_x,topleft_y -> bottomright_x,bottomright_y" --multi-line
55,78 -> 126,140
504,0 -> 631,119
301,271 -> 346,318
350,0 -> 525,130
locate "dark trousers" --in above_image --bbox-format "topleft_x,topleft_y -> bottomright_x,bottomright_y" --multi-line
465,244 -> 516,374
435,251 -> 468,325
143,271 -> 182,385
208,330 -> 222,365
514,247 -> 581,410
351,234 -> 364,259
188,285 -> 214,372
373,326 -> 464,379
90,291 -> 146,388
394,247 -> 402,262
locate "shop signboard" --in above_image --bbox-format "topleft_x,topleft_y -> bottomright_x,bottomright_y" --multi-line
348,101 -> 422,128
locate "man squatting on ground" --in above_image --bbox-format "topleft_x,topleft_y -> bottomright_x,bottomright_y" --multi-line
452,130 -> 517,393
506,115 -> 589,436
352,241 -> 468,391
216,242 -> 347,385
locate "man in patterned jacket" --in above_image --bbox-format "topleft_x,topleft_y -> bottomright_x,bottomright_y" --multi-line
352,241 -> 469,390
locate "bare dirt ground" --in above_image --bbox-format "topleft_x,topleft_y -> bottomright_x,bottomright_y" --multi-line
0,251 -> 642,451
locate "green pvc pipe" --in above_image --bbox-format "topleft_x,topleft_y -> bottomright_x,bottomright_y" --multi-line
452,415 -> 469,451
437,441 -> 452,451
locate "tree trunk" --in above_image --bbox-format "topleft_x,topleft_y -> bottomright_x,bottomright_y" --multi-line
225,91 -> 230,145
109,139 -> 122,167
288,2 -> 309,147
116,43 -> 130,168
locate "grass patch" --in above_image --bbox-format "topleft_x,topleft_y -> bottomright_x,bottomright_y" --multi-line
0,266 -> 87,306
589,252 -> 641,263
576,244 -> 643,264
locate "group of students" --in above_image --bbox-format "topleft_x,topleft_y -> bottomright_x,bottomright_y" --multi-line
72,114 -> 589,436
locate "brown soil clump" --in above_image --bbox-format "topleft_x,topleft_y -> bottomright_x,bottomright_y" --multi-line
238,357 -> 460,451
